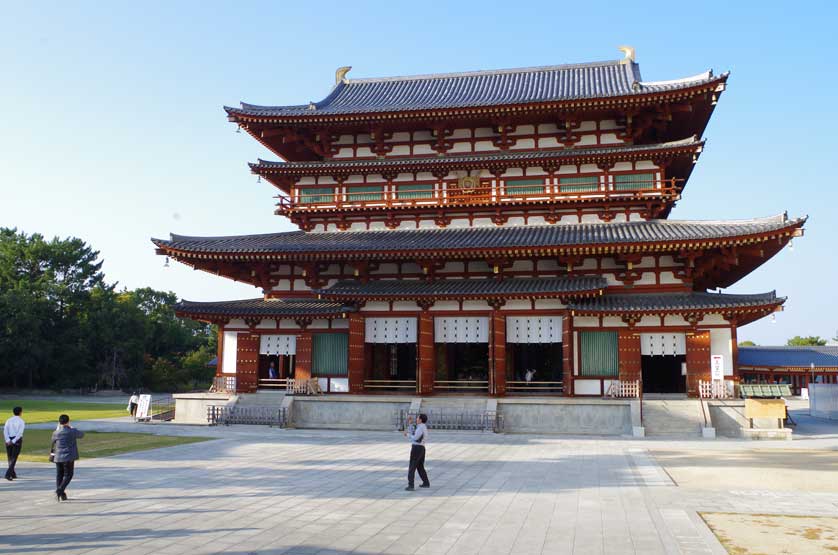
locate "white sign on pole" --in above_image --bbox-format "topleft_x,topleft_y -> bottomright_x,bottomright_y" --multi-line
136,394 -> 152,420
711,355 -> 724,381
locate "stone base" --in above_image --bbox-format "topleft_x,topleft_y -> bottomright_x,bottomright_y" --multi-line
742,428 -> 793,440
701,427 -> 716,439
173,393 -> 235,424
633,426 -> 646,438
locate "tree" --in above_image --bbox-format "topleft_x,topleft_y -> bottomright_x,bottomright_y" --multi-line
786,336 -> 827,346
738,340 -> 757,347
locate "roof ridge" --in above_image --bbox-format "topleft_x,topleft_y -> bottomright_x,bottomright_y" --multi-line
344,59 -> 625,84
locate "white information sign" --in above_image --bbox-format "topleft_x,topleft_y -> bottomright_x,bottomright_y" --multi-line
710,355 -> 724,381
136,394 -> 152,420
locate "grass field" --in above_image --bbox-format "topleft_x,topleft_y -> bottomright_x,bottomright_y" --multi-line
17,429 -> 213,463
0,400 -> 128,424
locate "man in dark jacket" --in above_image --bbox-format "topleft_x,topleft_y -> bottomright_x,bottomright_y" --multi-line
51,414 -> 84,501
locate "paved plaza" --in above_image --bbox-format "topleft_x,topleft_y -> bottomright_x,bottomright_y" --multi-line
1,413 -> 837,555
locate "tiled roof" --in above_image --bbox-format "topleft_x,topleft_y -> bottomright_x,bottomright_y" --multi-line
174,298 -> 354,318
738,346 -> 838,369
226,60 -> 725,118
567,291 -> 784,314
317,276 -> 607,300
153,214 -> 804,257
251,137 -> 702,175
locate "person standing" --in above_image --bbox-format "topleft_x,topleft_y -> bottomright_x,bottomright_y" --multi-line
4,406 -> 25,481
127,392 -> 139,418
403,413 -> 430,491
268,361 -> 278,380
51,414 -> 84,501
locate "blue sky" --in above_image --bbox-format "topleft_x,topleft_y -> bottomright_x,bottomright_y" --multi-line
1,0 -> 835,345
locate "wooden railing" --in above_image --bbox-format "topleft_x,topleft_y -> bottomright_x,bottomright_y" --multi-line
699,380 -> 731,399
433,380 -> 489,393
605,380 -> 641,398
257,378 -> 291,390
276,178 -> 680,215
506,380 -> 563,394
364,379 -> 417,391
210,376 -> 236,393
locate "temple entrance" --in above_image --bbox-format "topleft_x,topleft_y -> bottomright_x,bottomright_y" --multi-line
257,334 -> 297,389
434,316 -> 489,394
640,332 -> 687,394
505,316 -> 564,394
363,317 -> 417,393
641,355 -> 686,394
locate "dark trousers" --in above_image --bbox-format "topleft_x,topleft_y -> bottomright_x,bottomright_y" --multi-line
408,444 -> 429,487
129,403 -> 138,417
5,440 -> 21,478
55,461 -> 75,494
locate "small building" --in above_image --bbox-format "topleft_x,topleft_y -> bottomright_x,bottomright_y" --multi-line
154,49 -> 805,397
738,346 -> 838,395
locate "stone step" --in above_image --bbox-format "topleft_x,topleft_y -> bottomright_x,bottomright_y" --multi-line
642,399 -> 705,436
236,391 -> 287,407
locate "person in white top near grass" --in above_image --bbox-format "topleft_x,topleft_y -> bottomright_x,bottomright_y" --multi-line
403,413 -> 430,491
4,406 -> 25,481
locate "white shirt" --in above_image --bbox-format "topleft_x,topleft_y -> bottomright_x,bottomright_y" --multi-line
409,422 -> 428,446
3,415 -> 25,444
129,395 -> 139,404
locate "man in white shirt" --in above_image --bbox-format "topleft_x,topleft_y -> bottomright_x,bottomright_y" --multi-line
127,393 -> 139,419
403,413 -> 430,491
4,406 -> 25,481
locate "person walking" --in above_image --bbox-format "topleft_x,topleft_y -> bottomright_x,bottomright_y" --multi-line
51,414 -> 84,501
403,413 -> 430,491
4,406 -> 25,481
127,392 -> 139,419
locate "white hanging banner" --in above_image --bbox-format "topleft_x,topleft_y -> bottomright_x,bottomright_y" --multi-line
364,318 -> 417,343
640,333 -> 686,356
506,316 -> 563,343
433,317 -> 489,343
259,334 -> 297,355
222,332 -> 238,374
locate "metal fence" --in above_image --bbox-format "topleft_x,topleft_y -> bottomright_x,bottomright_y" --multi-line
393,409 -> 503,433
207,405 -> 287,427
150,395 -> 175,421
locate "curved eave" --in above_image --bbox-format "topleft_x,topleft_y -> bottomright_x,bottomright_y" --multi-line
224,74 -> 728,126
250,139 -> 703,187
314,289 -> 605,303
151,216 -> 805,263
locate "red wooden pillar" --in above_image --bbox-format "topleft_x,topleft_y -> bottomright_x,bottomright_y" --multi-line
348,314 -> 365,393
235,332 -> 260,393
618,330 -> 641,382
295,333 -> 313,381
686,331 -> 711,397
418,313 -> 435,395
215,327 -> 224,378
562,314 -> 574,396
492,311 -> 506,397
730,322 -> 740,383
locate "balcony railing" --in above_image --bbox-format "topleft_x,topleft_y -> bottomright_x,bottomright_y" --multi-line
276,178 -> 680,215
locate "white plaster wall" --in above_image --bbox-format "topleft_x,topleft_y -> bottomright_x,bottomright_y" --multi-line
501,300 -> 531,310
602,317 -> 627,327
392,301 -> 420,311
636,315 -> 661,327
332,319 -> 349,329
659,272 -> 681,284
222,332 -> 238,374
430,301 -> 459,311
710,328 -> 734,376
664,315 -> 688,327
574,379 -> 601,395
701,314 -> 728,326
462,300 -> 490,310
278,320 -> 301,330
360,302 -> 390,312
226,319 -> 247,329
534,300 -> 565,309
573,317 -> 599,327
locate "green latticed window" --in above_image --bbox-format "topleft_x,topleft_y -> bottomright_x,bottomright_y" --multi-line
580,331 -> 618,377
298,187 -> 334,204
312,334 -> 348,376
559,175 -> 599,193
613,172 -> 655,191
505,178 -> 545,195
347,185 -> 384,201
396,183 -> 434,200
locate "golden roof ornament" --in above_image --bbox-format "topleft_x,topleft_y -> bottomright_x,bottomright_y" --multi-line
618,46 -> 636,64
335,66 -> 352,85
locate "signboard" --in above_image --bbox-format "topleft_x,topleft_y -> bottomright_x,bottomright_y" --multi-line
136,394 -> 152,420
711,355 -> 724,381
744,398 -> 786,420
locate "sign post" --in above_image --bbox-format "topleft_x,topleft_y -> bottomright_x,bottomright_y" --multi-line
711,355 -> 724,382
136,394 -> 152,421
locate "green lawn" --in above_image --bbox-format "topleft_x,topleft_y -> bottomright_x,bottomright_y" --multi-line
0,400 -> 128,424
17,429 -> 213,463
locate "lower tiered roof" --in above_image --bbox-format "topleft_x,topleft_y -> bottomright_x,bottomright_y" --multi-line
154,214 -> 804,258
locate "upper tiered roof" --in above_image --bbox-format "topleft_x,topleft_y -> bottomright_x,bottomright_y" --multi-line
226,60 -> 725,119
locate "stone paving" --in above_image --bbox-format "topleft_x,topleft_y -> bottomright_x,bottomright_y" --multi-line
0,413 -> 836,555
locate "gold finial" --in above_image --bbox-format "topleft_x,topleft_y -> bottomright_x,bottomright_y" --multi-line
335,66 -> 352,85
618,46 -> 636,63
